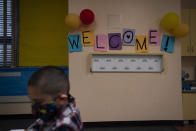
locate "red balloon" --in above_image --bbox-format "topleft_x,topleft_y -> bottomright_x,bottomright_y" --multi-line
80,9 -> 95,25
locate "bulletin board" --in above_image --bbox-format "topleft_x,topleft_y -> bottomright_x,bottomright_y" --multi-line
19,0 -> 68,66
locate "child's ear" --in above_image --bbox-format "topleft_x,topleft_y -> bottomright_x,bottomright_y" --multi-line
56,93 -> 68,107
59,94 -> 68,100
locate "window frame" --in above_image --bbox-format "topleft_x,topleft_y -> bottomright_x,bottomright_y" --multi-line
0,0 -> 19,68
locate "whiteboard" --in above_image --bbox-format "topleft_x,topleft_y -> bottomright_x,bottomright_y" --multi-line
91,53 -> 163,72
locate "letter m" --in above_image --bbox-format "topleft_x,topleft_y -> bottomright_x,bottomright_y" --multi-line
136,37 -> 147,50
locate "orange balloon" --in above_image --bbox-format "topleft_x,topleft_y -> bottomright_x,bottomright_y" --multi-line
170,24 -> 189,37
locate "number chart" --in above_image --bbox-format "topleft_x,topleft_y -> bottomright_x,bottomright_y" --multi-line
90,53 -> 163,73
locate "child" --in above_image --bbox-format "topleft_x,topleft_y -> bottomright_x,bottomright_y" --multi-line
27,66 -> 83,131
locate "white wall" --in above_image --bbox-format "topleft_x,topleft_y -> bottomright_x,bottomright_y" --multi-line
69,0 -> 183,122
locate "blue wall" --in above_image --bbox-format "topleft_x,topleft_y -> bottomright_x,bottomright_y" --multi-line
0,67 -> 68,96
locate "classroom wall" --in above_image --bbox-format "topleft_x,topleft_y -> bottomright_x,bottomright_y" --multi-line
69,0 -> 183,122
0,0 -> 183,121
0,0 -> 68,114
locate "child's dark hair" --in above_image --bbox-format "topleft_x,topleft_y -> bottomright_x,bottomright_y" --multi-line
28,66 -> 70,98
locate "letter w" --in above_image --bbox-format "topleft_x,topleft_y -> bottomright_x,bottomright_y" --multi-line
68,35 -> 80,49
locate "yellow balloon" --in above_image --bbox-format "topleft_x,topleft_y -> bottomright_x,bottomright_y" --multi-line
161,12 -> 179,30
65,13 -> 81,30
170,24 -> 189,37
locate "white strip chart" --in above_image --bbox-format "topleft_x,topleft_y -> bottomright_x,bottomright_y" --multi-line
91,54 -> 163,72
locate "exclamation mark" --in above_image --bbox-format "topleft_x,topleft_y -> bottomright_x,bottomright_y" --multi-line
164,36 -> 169,51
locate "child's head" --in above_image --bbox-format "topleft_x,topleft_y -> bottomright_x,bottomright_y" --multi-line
28,66 -> 70,120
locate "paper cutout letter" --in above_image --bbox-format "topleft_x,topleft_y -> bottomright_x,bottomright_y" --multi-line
108,33 -> 122,50
135,35 -> 149,53
68,34 -> 82,52
94,34 -> 108,51
161,34 -> 175,53
122,29 -> 135,46
149,29 -> 161,46
81,29 -> 95,46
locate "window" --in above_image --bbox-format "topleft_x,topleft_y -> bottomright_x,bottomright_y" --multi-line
0,0 -> 18,67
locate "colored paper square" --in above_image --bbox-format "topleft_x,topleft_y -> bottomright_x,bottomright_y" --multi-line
108,33 -> 122,50
122,28 -> 135,46
149,29 -> 161,46
135,35 -> 149,53
68,34 -> 82,52
81,29 -> 95,46
94,34 -> 108,52
161,35 -> 175,53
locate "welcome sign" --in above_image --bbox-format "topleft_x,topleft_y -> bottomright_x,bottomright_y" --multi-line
68,28 -> 175,53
